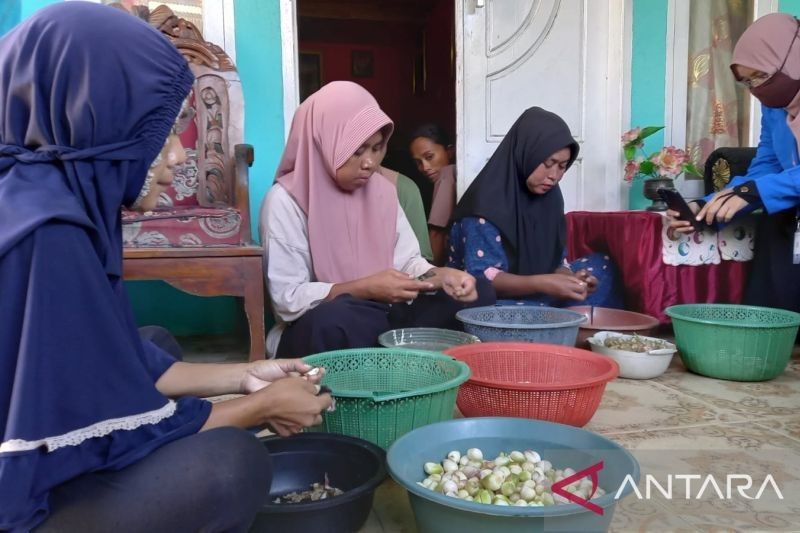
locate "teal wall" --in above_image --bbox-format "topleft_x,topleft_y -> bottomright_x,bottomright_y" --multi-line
782,0 -> 800,15
21,0 -> 51,19
0,1 -> 20,35
1,1 -> 52,34
629,0 -> 669,209
234,0 -> 285,232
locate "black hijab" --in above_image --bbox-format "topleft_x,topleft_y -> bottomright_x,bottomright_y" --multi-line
452,107 -> 579,275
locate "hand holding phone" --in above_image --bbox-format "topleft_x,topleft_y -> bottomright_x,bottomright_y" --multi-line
658,188 -> 710,231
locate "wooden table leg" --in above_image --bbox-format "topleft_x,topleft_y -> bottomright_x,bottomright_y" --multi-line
242,257 -> 266,361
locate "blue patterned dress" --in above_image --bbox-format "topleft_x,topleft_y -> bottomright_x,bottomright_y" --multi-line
448,217 -> 624,308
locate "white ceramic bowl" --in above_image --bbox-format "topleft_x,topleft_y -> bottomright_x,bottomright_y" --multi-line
587,331 -> 676,379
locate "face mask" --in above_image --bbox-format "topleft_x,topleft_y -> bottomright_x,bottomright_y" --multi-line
750,70 -> 800,108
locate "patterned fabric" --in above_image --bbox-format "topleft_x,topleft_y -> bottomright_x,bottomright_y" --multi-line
660,215 -> 755,265
122,206 -> 242,247
159,148 -> 199,207
160,90 -> 201,207
448,216 -> 623,308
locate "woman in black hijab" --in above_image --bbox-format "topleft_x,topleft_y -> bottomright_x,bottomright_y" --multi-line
448,107 -> 623,307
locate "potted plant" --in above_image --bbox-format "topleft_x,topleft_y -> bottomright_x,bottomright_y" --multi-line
622,126 -> 702,211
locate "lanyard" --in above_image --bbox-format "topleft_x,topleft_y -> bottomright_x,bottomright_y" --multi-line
794,209 -> 800,265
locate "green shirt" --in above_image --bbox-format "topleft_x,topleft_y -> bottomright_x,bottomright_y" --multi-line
396,173 -> 434,260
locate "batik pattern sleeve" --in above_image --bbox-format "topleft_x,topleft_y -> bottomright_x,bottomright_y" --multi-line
449,217 -> 509,280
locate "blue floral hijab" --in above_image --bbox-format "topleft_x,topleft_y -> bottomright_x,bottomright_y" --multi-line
0,3 -> 210,530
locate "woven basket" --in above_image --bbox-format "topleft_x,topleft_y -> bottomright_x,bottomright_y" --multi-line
666,304 -> 800,381
303,348 -> 470,449
445,342 -> 618,427
456,306 -> 587,346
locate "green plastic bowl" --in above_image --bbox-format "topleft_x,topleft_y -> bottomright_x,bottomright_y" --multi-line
666,304 -> 800,381
387,417 -> 640,533
303,348 -> 470,449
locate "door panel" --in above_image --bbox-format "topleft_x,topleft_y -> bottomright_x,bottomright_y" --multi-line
458,0 -> 624,212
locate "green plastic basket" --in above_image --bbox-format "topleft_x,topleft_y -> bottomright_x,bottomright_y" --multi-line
665,304 -> 800,381
303,348 -> 471,449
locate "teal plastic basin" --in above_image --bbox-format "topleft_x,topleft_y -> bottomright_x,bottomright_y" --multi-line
387,417 -> 639,533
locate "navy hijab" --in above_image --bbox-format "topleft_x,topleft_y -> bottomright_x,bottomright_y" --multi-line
0,4 -> 209,530
452,107 -> 579,275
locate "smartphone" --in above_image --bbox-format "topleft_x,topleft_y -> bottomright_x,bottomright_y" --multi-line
658,188 -> 711,231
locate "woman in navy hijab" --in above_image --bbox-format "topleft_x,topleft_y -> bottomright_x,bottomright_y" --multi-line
0,3 -> 331,531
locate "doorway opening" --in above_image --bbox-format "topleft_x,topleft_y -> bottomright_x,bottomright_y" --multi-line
296,0 -> 456,215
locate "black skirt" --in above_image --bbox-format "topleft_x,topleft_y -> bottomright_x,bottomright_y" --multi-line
743,209 -> 800,313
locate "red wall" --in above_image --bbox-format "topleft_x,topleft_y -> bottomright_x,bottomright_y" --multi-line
298,1 -> 454,150
414,0 -> 455,144
299,39 -> 413,132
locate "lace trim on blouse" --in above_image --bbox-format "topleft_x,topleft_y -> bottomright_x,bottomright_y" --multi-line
0,400 -> 177,454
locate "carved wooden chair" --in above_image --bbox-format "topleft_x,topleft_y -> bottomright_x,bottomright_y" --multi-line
121,6 -> 265,361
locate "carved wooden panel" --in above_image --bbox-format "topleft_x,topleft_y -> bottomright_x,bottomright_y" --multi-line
150,5 -> 236,71
194,74 -> 233,205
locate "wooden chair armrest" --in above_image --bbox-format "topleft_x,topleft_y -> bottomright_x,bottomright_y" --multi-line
235,143 -> 254,243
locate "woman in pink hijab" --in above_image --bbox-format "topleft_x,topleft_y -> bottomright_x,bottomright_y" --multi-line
259,81 -> 494,357
669,13 -> 800,314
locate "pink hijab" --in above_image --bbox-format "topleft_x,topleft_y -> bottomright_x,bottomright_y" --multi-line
275,81 -> 398,284
732,13 -> 800,140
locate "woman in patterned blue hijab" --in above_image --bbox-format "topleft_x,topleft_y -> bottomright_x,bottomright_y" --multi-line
0,3 -> 331,531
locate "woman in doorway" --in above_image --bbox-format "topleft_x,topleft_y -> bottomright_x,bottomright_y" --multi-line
448,107 -> 623,308
260,81 -> 495,358
0,5 -> 331,531
409,124 -> 458,265
669,13 -> 800,314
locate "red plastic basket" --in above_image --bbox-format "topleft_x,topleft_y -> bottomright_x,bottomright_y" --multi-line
444,342 -> 619,427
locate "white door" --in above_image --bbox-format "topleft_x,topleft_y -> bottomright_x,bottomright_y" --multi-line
457,0 -> 626,212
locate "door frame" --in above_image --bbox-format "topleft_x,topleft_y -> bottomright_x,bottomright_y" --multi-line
455,0 -> 631,208
279,0 -> 299,141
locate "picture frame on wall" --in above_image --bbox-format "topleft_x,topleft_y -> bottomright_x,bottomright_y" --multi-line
299,52 -> 322,102
351,50 -> 374,78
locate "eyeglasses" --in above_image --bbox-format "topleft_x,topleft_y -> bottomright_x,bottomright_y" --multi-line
737,73 -> 772,89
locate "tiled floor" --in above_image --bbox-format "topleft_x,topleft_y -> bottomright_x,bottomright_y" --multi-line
183,337 -> 800,532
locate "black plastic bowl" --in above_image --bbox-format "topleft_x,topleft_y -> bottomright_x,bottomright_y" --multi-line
251,433 -> 386,533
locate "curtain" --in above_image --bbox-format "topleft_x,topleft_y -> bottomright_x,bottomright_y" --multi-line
686,0 -> 751,172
